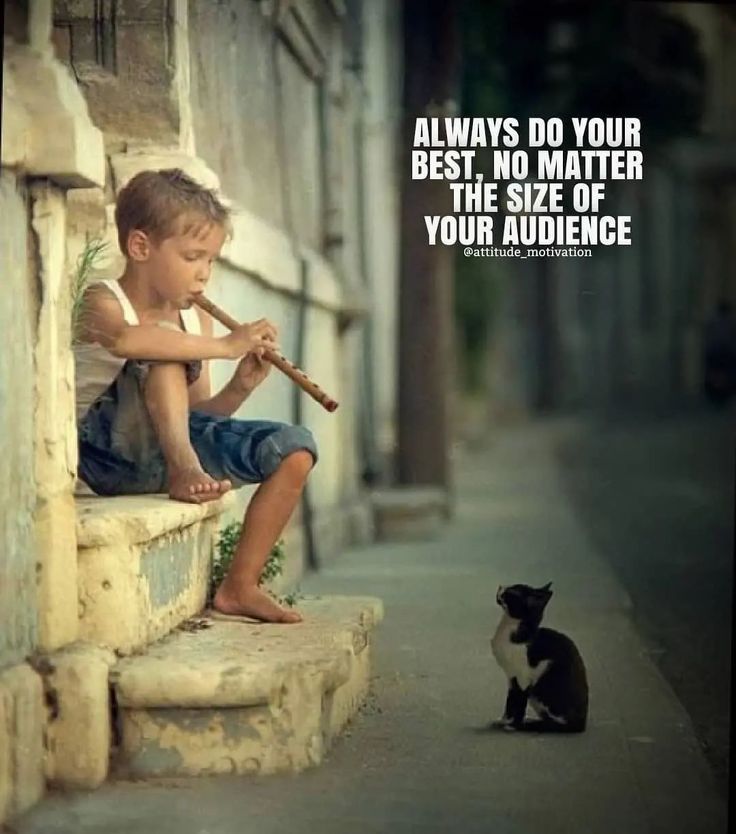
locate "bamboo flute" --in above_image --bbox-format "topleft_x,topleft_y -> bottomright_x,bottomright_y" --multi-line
193,295 -> 339,413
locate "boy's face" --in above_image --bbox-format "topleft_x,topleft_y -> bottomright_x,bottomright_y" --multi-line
134,217 -> 227,308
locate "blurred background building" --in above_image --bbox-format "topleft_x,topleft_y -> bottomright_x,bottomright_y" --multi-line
457,2 -> 736,419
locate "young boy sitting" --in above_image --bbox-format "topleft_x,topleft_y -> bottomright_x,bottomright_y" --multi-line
75,168 -> 317,624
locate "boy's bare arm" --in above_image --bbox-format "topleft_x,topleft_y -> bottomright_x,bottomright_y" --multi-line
188,308 -> 252,415
79,285 -> 273,362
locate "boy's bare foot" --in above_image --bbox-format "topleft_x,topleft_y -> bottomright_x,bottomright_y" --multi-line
213,584 -> 303,624
168,467 -> 232,504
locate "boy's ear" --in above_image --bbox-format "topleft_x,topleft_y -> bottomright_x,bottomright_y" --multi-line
127,229 -> 151,261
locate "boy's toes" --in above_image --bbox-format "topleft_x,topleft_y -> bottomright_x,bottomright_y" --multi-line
168,469 -> 226,504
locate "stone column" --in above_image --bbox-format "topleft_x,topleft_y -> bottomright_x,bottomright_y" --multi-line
31,184 -> 80,651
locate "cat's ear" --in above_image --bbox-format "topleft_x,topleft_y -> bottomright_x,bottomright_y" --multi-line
539,582 -> 553,595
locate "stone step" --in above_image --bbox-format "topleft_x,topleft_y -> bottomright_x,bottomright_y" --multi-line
371,486 -> 449,541
110,595 -> 383,779
76,493 -> 233,655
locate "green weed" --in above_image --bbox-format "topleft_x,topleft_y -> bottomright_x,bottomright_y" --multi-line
208,522 -> 301,607
70,238 -> 108,344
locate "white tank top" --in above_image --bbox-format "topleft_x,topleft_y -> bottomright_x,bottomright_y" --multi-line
74,279 -> 201,422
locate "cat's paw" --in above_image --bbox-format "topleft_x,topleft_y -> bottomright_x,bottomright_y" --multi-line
490,718 -> 515,731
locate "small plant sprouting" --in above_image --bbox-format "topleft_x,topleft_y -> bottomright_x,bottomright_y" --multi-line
259,537 -> 286,585
208,521 -> 296,606
71,237 -> 108,344
282,588 -> 303,608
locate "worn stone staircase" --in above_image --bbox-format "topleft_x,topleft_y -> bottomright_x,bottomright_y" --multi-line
36,494 -> 383,791
111,596 -> 382,778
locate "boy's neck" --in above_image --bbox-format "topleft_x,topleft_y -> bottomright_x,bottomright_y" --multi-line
119,266 -> 177,315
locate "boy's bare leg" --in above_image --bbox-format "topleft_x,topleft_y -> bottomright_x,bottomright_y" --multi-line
144,362 -> 232,503
213,450 -> 314,623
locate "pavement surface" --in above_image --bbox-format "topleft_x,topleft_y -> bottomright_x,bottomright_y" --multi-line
554,406 -> 733,797
14,420 -> 729,834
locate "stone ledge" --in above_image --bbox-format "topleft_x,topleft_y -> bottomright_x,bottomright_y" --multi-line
76,493 -> 234,654
2,42 -> 105,187
371,486 -> 449,541
110,595 -> 384,778
113,596 -> 383,708
0,664 -> 44,823
38,643 -> 117,790
76,492 -> 234,548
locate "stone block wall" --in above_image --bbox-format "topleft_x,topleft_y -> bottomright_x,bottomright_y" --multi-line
1,0 -> 106,820
0,171 -> 38,670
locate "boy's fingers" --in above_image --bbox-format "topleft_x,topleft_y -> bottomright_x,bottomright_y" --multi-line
259,338 -> 280,353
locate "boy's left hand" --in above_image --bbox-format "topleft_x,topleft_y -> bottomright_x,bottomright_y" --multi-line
232,349 -> 272,393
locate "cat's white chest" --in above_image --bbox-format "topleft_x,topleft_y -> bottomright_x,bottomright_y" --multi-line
491,615 -> 549,690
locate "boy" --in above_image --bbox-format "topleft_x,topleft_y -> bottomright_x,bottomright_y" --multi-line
75,168 -> 317,624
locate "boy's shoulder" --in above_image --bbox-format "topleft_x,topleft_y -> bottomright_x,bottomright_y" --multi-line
76,282 -> 126,345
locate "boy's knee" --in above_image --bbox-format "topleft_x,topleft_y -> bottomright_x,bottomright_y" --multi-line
135,356 -> 202,393
145,360 -> 186,377
140,361 -> 188,398
259,425 -> 318,479
282,449 -> 315,478
139,323 -> 189,388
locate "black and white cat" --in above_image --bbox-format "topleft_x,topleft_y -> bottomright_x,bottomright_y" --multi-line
490,583 -> 588,733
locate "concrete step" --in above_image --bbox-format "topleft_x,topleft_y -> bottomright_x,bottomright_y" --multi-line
110,595 -> 383,779
76,493 -> 234,655
371,486 -> 449,541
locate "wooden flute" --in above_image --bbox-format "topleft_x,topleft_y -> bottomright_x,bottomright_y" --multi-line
193,294 -> 339,413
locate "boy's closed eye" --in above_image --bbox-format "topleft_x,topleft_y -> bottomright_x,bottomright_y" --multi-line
184,251 -> 207,262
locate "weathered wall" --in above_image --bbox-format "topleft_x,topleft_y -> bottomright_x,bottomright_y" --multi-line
186,0 -> 371,527
0,171 -> 39,670
52,0 -> 179,147
1,0 -> 106,819
188,0 -> 324,250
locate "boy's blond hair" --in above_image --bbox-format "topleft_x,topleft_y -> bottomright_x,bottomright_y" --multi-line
115,168 -> 232,255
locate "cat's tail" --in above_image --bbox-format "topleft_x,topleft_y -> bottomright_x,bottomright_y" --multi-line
514,718 -> 586,734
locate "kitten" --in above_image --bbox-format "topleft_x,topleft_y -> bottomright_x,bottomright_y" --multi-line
490,582 -> 588,733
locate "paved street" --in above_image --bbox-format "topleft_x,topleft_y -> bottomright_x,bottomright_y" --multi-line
554,407 -> 733,795
16,421 -> 728,834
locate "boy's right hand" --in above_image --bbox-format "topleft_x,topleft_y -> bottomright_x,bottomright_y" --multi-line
222,318 -> 279,359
